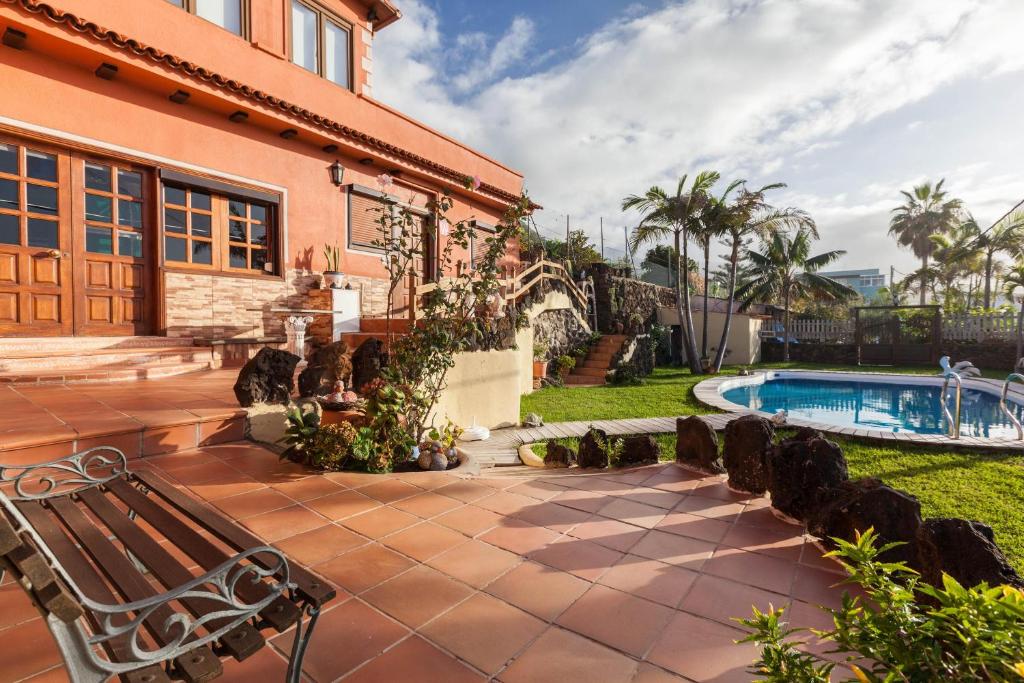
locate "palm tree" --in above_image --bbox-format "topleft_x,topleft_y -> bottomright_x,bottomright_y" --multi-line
709,183 -> 817,371
906,221 -> 984,312
976,211 -> 1024,309
695,179 -> 743,364
1004,261 -> 1024,365
737,228 -> 857,361
623,171 -> 719,373
888,179 -> 963,304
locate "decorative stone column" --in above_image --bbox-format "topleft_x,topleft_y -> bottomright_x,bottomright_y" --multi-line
285,315 -> 313,363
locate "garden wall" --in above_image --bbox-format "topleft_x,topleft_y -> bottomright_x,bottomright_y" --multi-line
938,341 -> 1017,372
591,263 -> 674,334
761,340 -> 1016,371
533,309 -> 591,363
660,309 -> 763,365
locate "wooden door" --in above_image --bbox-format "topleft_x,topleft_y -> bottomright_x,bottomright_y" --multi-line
0,139 -> 73,336
70,156 -> 152,335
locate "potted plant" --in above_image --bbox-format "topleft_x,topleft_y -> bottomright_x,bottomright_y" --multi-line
533,340 -> 549,380
555,354 -> 576,380
322,243 -> 343,289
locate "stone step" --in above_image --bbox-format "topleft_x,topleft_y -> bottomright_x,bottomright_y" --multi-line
585,351 -> 614,362
359,317 -> 412,334
582,359 -> 611,369
564,375 -> 605,386
571,366 -> 608,378
0,336 -> 195,357
0,360 -> 216,385
0,347 -> 210,373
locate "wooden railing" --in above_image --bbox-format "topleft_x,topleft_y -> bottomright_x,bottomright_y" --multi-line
406,259 -> 589,321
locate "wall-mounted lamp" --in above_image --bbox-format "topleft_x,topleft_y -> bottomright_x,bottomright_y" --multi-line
329,160 -> 344,186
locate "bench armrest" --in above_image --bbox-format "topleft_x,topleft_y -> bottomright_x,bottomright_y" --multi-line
0,446 -> 128,501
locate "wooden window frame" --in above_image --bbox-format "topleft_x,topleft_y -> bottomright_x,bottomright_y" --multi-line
82,162 -> 146,260
167,0 -> 250,39
162,186 -> 216,270
0,143 -> 62,251
224,198 -> 275,276
289,0 -> 354,91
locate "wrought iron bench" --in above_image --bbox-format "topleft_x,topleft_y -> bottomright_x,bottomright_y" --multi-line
0,447 -> 336,683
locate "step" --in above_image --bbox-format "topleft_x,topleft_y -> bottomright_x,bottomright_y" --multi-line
0,336 -> 195,357
586,352 -> 614,362
564,375 -> 605,386
572,366 -> 608,378
359,317 -> 412,334
582,359 -> 611,369
0,347 -> 210,373
0,360 -> 215,385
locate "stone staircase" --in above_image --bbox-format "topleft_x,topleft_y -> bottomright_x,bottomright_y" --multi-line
564,334 -> 628,386
0,337 -> 215,384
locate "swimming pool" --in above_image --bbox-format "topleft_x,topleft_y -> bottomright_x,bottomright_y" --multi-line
715,372 -> 1024,439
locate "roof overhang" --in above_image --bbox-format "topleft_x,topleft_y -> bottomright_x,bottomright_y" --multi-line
360,0 -> 401,31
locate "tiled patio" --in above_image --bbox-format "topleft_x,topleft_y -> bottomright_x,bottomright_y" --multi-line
1,442 -> 854,683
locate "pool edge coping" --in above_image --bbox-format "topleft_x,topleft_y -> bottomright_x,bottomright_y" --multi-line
693,370 -> 1024,451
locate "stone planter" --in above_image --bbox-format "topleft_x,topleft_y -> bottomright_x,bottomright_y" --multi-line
322,271 -> 344,289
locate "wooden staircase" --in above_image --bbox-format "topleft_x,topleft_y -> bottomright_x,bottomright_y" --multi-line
564,334 -> 628,386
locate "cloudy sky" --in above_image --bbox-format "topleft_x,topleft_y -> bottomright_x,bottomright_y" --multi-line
373,0 -> 1024,278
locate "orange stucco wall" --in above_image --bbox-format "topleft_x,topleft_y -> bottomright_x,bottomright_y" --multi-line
0,0 -> 524,337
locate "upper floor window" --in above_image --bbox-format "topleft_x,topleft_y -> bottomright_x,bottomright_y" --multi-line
291,0 -> 351,89
165,0 -> 245,37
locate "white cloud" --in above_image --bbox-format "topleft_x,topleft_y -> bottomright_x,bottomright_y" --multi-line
374,0 -> 1024,269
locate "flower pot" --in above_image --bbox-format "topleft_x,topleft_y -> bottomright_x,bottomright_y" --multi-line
323,271 -> 344,289
532,360 -> 547,378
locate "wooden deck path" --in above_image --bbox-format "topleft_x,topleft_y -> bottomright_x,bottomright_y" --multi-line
461,412 -> 739,466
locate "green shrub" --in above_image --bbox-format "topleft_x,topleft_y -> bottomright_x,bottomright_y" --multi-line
737,529 -> 1024,682
555,354 -> 576,375
308,422 -> 358,470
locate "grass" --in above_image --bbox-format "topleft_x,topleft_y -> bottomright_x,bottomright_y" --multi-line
521,362 -> 1024,572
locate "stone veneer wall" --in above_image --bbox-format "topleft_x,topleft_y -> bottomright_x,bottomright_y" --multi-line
532,308 -> 591,361
591,263 -> 676,334
164,269 -> 389,340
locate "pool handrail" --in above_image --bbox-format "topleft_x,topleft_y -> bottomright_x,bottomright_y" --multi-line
1000,373 -> 1024,441
941,371 -> 962,440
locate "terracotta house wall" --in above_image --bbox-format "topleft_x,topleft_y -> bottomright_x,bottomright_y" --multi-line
0,0 -> 525,339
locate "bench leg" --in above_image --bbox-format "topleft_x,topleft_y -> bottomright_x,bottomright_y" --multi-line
46,613 -> 110,683
285,603 -> 321,683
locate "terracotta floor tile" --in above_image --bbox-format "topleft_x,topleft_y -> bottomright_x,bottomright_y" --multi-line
501,626 -> 639,683
270,475 -> 344,502
342,635 -> 483,683
0,617 -> 63,682
727,503 -> 784,527
654,511 -> 733,543
426,539 -> 521,588
313,543 -> 416,594
472,476 -> 525,490
647,611 -> 757,683
598,498 -> 667,529
240,504 -> 328,542
392,471 -> 456,490
271,600 -> 407,681
688,479 -> 755,503
0,581 -> 39,630
505,479 -> 568,501
513,501 -> 591,532
304,489 -> 381,521
550,487 -> 612,513
380,522 -> 468,562
529,536 -> 623,582
566,515 -> 647,553
362,565 -> 474,628
673,495 -> 747,521
485,560 -> 590,621
556,584 -> 673,657
704,546 -> 797,595
434,504 -> 504,537
391,491 -> 465,519
324,470 -> 384,488
213,645 -> 288,682
629,530 -> 717,570
339,506 -> 420,539
474,490 -> 538,516
632,662 -> 689,682
419,593 -> 546,675
648,475 -> 703,494
169,459 -> 242,485
721,524 -> 805,561
435,479 -> 496,503
479,519 -> 561,555
213,487 -> 293,520
616,486 -> 683,510
679,574 -> 786,626
791,564 -> 852,609
597,554 -> 698,608
359,478 -> 423,503
563,475 -> 633,494
187,477 -> 266,501
273,523 -> 367,566
799,539 -> 848,575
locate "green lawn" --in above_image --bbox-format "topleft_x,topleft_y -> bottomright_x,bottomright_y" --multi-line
521,363 -> 1024,572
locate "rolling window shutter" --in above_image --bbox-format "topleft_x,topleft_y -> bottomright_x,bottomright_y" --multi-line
349,191 -> 385,248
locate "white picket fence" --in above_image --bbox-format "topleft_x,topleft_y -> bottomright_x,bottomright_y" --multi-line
783,312 -> 1020,343
942,312 -> 1019,342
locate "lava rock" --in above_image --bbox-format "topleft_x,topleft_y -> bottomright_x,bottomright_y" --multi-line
916,518 -> 1023,588
350,338 -> 387,393
297,341 -> 353,397
789,426 -> 824,442
233,348 -> 300,407
523,412 -> 544,428
807,478 -> 922,566
621,435 -> 660,465
577,428 -> 610,469
430,451 -> 448,471
417,450 -> 432,470
722,415 -> 774,494
767,435 -> 848,522
675,416 -> 724,473
544,442 -> 577,468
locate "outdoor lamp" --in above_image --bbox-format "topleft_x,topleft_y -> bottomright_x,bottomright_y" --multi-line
329,160 -> 345,186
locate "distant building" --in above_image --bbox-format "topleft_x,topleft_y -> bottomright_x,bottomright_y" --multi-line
819,268 -> 887,300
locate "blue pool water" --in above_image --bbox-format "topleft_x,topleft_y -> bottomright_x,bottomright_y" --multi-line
722,377 -> 1024,438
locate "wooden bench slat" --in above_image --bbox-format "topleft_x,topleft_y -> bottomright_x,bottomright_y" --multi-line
48,496 -> 223,683
133,470 -> 335,606
103,481 -> 294,636
79,486 -> 268,660
16,501 -> 171,683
